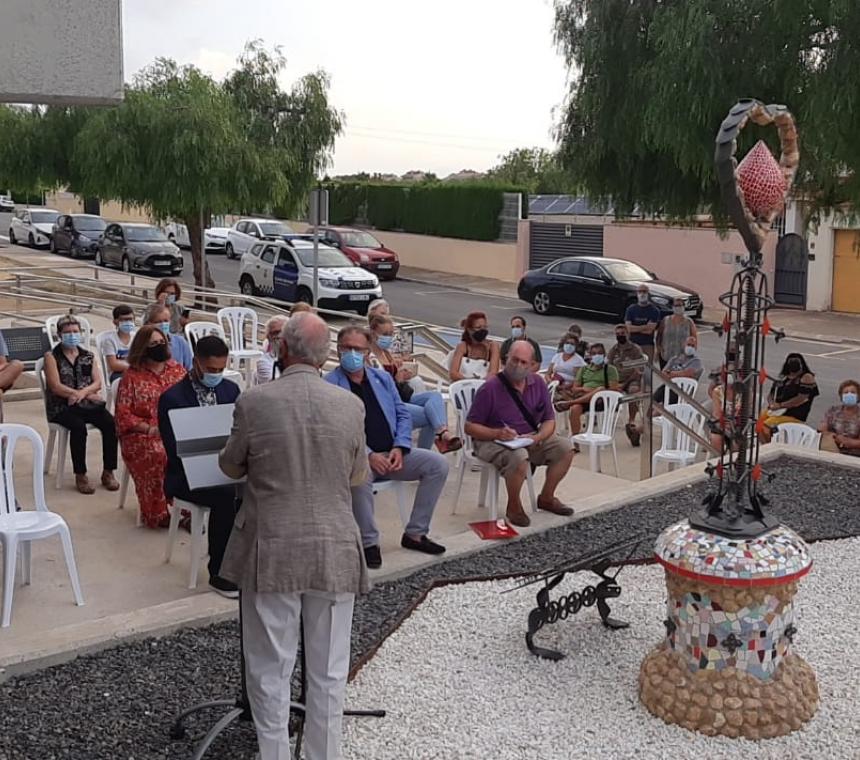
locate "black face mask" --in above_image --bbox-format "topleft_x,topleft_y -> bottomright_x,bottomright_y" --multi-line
786,360 -> 802,375
146,343 -> 170,362
615,335 -> 627,344
471,329 -> 489,342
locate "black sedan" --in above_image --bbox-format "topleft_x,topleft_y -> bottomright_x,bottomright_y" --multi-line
50,214 -> 106,258
517,256 -> 702,322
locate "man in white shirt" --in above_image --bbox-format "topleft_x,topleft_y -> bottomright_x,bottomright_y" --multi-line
255,315 -> 287,385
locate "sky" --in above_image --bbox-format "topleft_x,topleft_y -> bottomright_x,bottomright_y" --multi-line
121,0 -> 570,178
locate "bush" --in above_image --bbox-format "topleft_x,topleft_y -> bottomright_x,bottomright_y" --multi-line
324,182 -> 526,241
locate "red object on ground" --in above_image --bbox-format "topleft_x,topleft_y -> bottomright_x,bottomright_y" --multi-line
469,520 -> 519,540
737,140 -> 787,218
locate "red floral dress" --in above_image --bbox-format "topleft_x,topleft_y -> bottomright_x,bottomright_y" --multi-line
115,361 -> 187,528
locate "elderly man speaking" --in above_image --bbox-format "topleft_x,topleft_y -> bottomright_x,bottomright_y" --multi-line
219,312 -> 369,760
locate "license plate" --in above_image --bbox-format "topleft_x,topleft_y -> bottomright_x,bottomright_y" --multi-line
349,294 -> 371,301
154,259 -> 172,266
685,309 -> 697,317
377,263 -> 392,269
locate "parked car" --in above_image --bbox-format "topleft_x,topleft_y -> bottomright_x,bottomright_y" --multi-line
205,226 -> 230,254
225,218 -> 295,259
8,208 -> 60,247
313,226 -> 400,280
0,195 -> 14,212
517,256 -> 703,322
238,239 -> 382,315
50,214 -> 106,258
95,223 -> 183,275
163,221 -> 230,253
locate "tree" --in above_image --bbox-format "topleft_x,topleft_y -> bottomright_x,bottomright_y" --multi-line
554,0 -> 860,222
488,147 -> 573,193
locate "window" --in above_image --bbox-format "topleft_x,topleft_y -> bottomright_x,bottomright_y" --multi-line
579,262 -> 604,280
341,230 -> 382,249
57,215 -> 68,228
260,245 -> 277,264
249,244 -> 263,257
277,250 -> 297,269
125,226 -> 166,243
105,224 -> 120,240
551,260 -> 580,276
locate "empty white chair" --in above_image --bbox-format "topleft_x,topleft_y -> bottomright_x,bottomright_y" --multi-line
449,379 -> 537,521
45,314 -> 93,349
184,321 -> 227,349
772,422 -> 821,450
217,307 -> 263,388
653,377 -> 699,426
572,390 -> 624,474
0,424 -> 84,627
372,480 -> 411,528
164,498 -> 210,590
652,403 -> 707,473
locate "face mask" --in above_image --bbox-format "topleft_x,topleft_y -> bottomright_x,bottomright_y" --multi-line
673,305 -> 684,315
118,320 -> 135,334
616,335 -> 627,344
376,335 -> 394,351
511,327 -> 524,339
786,360 -> 802,375
843,392 -> 858,407
61,332 -> 81,348
340,349 -> 365,373
165,294 -> 177,305
201,372 -> 223,388
505,364 -> 530,382
591,354 -> 605,366
158,321 -> 171,335
685,345 -> 696,357
563,343 -> 576,355
637,293 -> 649,304
471,328 -> 489,342
146,343 -> 170,362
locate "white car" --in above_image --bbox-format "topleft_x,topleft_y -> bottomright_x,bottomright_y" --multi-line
226,218 -> 295,259
9,208 -> 60,247
163,221 -> 230,253
238,239 -> 382,315
0,195 -> 14,212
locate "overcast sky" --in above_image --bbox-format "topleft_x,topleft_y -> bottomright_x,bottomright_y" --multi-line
122,0 -> 569,177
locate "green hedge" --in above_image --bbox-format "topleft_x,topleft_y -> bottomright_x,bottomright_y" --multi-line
324,182 -> 526,241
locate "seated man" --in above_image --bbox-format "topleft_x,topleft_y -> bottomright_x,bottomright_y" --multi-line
653,335 -> 703,406
144,303 -> 193,370
608,324 -> 644,446
568,343 -> 621,437
465,340 -> 574,528
256,314 -> 287,385
100,304 -> 136,382
158,335 -> 242,598
0,329 -> 23,392
326,324 -> 448,570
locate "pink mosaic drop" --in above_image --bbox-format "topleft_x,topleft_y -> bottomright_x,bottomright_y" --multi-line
736,140 -> 787,218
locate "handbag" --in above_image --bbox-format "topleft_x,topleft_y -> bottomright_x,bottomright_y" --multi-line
497,372 -> 540,432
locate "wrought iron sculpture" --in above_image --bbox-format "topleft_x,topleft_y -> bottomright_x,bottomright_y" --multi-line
691,100 -> 799,539
511,536 -> 644,660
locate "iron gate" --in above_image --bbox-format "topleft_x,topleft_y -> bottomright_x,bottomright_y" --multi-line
773,233 -> 808,307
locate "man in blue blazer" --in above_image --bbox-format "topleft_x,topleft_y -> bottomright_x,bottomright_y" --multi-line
326,324 -> 448,569
158,335 -> 242,597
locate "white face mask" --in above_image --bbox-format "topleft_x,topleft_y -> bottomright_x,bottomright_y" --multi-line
637,292 -> 649,304
685,345 -> 696,357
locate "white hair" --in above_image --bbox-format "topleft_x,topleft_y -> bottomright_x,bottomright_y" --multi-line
265,314 -> 288,332
367,299 -> 389,318
281,312 -> 330,367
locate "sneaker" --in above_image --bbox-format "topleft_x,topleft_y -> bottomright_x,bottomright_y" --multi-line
364,545 -> 382,569
401,534 -> 446,555
209,576 -> 239,599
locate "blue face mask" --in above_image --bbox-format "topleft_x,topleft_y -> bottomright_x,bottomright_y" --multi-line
340,350 -> 365,373
118,320 -> 135,334
511,327 -> 524,339
563,343 -> 576,355
376,335 -> 394,351
591,354 -> 605,366
201,372 -> 223,388
165,294 -> 177,305
843,392 -> 858,407
61,332 -> 81,348
159,321 -> 171,335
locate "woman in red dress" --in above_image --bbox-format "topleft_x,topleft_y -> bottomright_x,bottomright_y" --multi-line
115,325 -> 187,528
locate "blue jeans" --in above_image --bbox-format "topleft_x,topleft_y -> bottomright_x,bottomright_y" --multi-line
406,391 -> 448,449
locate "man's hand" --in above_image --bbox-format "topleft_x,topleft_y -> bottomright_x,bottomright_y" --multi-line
369,452 -> 392,476
496,426 -> 517,442
388,448 -> 404,471
395,367 -> 414,383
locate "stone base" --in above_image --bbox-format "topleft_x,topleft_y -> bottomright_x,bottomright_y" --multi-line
638,647 -> 819,739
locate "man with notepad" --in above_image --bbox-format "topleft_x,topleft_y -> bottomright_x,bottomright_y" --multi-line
466,340 -> 575,528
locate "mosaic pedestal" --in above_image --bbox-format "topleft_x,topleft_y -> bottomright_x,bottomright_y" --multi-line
638,520 -> 818,739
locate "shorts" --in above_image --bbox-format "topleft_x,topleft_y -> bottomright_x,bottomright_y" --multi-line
473,435 -> 572,477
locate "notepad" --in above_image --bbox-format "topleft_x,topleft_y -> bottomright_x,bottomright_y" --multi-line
494,437 -> 534,450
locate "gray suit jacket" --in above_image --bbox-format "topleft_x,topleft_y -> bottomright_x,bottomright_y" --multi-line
218,364 -> 370,594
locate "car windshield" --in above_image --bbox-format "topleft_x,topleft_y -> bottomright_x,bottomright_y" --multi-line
125,226 -> 168,242
603,261 -> 654,282
75,217 -> 106,233
294,247 -> 352,268
259,222 -> 293,236
341,231 -> 382,249
31,211 -> 59,224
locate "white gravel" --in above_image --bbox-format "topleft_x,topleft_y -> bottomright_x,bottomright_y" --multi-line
342,537 -> 860,760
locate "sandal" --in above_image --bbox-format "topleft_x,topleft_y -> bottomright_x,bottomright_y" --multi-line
101,471 -> 120,491
75,475 -> 95,495
434,432 -> 463,455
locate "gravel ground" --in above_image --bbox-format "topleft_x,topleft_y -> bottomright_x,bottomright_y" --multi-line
343,537 -> 860,759
0,457 -> 857,759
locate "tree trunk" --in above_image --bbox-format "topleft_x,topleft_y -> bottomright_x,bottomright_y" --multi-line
185,212 -> 216,309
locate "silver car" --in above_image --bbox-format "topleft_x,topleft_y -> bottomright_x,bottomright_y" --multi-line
95,222 -> 183,275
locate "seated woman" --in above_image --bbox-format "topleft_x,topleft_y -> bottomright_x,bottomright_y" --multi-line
256,315 -> 287,385
369,315 -> 461,454
153,278 -> 187,335
758,352 -> 819,442
115,325 -> 188,528
567,343 -> 621,439
819,379 -> 860,456
449,311 -> 500,381
547,331 -> 587,410
43,316 -> 119,494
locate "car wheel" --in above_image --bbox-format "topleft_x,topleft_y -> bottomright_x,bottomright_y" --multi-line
49,238 -> 57,254
8,229 -> 15,245
28,233 -> 35,247
121,256 -> 131,273
94,249 -> 104,267
226,242 -> 235,259
296,287 -> 314,306
532,289 -> 553,315
240,276 -> 256,296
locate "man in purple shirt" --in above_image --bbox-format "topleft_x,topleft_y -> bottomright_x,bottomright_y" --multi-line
465,341 -> 575,527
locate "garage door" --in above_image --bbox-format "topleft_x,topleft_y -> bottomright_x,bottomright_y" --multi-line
833,230 -> 860,314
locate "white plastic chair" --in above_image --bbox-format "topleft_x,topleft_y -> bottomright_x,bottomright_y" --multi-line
45,315 -> 93,349
653,377 -> 699,426
164,498 -> 210,590
217,307 -> 263,388
35,357 -> 98,490
109,377 -> 140,527
184,321 -> 226,349
449,379 -> 537,521
652,403 -> 707,473
372,480 -> 410,527
0,424 -> 84,627
95,330 -> 118,408
572,390 -> 624,474
772,422 -> 821,450
546,379 -> 570,436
